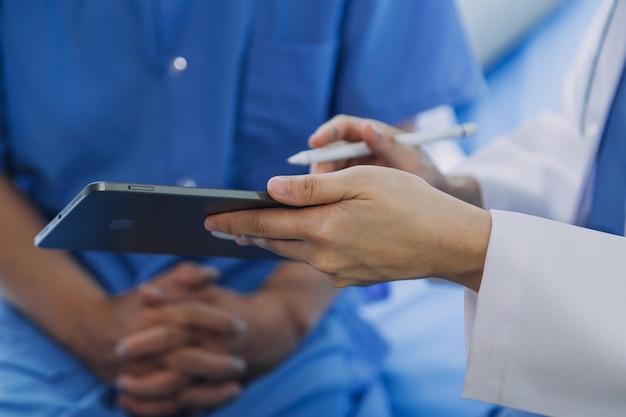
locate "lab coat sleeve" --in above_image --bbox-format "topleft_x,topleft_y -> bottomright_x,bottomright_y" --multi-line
452,111 -> 596,224
463,210 -> 626,417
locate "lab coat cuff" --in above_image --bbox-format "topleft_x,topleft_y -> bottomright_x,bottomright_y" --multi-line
462,210 -> 531,405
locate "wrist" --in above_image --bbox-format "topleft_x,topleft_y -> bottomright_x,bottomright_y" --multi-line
238,289 -> 301,380
258,289 -> 308,341
67,292 -> 130,381
449,207 -> 491,292
236,264 -> 336,379
258,264 -> 337,341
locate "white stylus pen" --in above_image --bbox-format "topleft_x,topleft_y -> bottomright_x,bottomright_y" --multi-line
287,123 -> 478,165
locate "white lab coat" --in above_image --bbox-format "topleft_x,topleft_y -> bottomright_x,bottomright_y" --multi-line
454,0 -> 626,415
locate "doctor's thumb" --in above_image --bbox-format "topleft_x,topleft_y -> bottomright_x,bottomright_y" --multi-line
267,173 -> 348,207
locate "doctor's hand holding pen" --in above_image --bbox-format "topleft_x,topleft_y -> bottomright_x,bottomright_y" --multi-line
204,115 -> 491,290
304,115 -> 483,208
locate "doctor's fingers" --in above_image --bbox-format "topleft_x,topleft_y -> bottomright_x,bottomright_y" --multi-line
239,237 -> 373,287
360,122 -> 430,174
325,275 -> 377,288
311,122 -> 416,175
265,170 -> 367,207
309,114 -> 399,148
205,205 -> 344,244
205,171 -> 368,239
235,237 -> 313,265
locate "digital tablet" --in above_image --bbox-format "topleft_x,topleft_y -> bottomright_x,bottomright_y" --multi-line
35,181 -> 285,259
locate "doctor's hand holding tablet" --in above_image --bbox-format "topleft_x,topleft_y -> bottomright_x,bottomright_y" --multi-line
205,114 -> 488,289
208,164 -> 491,290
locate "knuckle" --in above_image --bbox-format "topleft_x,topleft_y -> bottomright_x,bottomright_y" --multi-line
326,275 -> 351,288
214,214 -> 235,234
333,114 -> 349,123
169,350 -> 194,372
139,309 -> 158,327
310,215 -> 334,243
299,175 -> 320,202
309,252 -> 338,276
178,260 -> 195,271
175,306 -> 193,325
165,373 -> 187,392
170,261 -> 191,276
327,272 -> 366,288
158,261 -> 194,285
162,326 -> 184,348
309,211 -> 344,247
249,213 -> 270,237
363,117 -> 377,127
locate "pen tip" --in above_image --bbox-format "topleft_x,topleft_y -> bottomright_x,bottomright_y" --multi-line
287,152 -> 309,165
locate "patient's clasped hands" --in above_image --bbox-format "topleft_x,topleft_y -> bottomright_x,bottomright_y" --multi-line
77,263 -> 243,416
81,262 -> 304,417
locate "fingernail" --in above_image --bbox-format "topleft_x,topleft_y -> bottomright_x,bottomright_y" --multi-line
233,235 -> 251,246
371,123 -> 383,139
228,384 -> 242,398
115,375 -> 130,390
250,237 -> 268,248
232,317 -> 248,334
201,266 -> 220,282
268,177 -> 290,196
142,284 -> 166,299
114,341 -> 127,358
205,220 -> 218,231
229,357 -> 247,374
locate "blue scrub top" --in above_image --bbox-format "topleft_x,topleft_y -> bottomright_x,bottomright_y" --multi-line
0,1 -> 484,416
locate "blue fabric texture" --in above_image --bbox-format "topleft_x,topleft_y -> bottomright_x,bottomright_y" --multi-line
587,64 -> 626,235
361,281 -> 497,417
0,1 -> 484,415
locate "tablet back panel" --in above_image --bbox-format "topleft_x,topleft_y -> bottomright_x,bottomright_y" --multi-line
35,182 -> 284,259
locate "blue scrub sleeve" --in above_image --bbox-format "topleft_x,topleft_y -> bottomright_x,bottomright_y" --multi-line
335,0 -> 486,124
0,50 -> 6,174
0,132 -> 6,173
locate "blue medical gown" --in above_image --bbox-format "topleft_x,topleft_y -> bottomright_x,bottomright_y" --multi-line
0,1 -> 485,415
